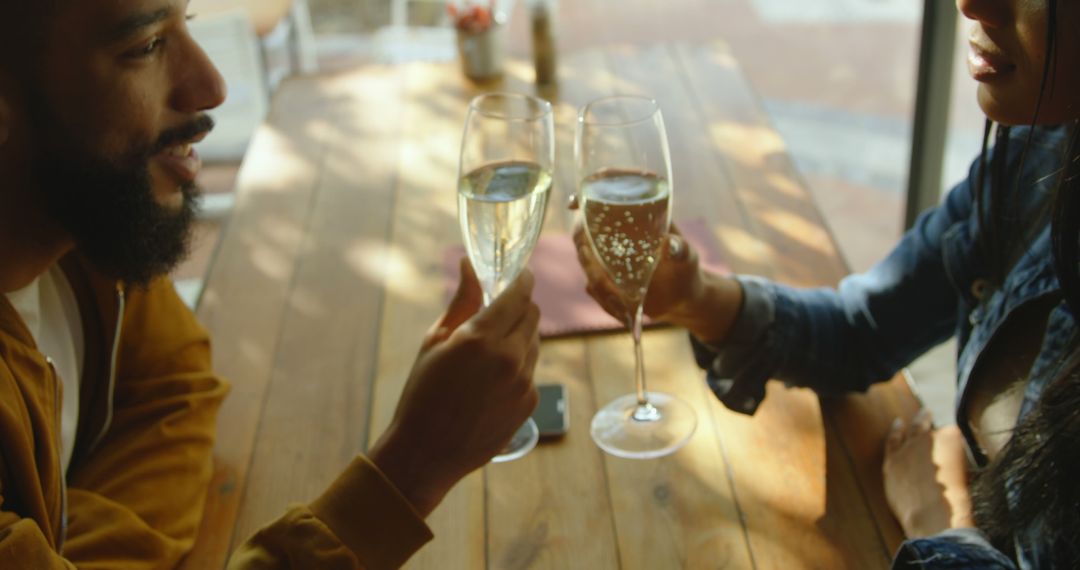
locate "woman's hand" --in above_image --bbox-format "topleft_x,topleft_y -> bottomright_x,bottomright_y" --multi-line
569,195 -> 743,344
572,221 -> 704,322
884,410 -> 975,538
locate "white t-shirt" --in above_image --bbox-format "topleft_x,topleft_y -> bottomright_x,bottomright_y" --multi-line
6,266 -> 84,474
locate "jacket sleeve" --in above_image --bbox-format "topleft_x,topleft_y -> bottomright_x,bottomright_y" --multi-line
227,455 -> 433,570
891,528 -> 1017,569
62,276 -> 229,568
690,156 -> 980,415
0,518 -> 73,569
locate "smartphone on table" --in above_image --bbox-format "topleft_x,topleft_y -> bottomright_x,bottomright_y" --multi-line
532,383 -> 569,439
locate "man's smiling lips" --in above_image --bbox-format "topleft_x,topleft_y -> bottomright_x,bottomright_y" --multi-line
153,130 -> 209,184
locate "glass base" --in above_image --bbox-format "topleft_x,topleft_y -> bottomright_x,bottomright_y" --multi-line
590,392 -> 697,459
491,417 -> 540,463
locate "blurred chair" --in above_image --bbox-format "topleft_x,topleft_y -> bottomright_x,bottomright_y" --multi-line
188,0 -> 318,161
188,10 -> 268,162
375,0 -> 457,63
177,1 -> 318,308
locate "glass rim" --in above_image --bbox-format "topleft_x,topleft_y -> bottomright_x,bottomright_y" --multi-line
468,92 -> 553,122
578,95 -> 661,127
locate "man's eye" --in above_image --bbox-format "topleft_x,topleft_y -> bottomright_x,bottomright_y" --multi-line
128,37 -> 165,58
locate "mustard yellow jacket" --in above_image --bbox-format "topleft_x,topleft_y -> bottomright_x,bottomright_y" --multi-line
0,255 -> 432,569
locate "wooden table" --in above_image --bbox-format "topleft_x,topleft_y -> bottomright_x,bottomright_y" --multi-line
183,42 -> 921,569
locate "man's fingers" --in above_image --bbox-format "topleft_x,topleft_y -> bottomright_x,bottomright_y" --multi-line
472,269 -> 536,336
435,258 -> 484,336
505,300 -> 541,347
516,332 -> 541,389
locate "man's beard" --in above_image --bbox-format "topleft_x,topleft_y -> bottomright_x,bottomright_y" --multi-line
31,114 -> 213,286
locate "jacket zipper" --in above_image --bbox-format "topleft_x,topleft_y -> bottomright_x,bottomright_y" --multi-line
46,357 -> 69,551
87,288 -> 124,455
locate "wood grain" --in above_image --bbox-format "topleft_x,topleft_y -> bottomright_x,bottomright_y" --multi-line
228,67 -> 407,547
674,41 -> 899,568
185,42 -> 913,569
365,62 -> 488,569
182,74 -> 338,569
480,52 -> 624,570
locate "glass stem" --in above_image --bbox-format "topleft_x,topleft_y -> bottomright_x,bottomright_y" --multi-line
628,302 -> 650,409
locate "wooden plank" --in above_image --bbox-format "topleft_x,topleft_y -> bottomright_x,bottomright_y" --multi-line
227,67 -> 407,547
589,330 -> 757,569
823,377 -> 922,554
186,40 -> 920,569
182,76 -> 336,569
674,41 -> 894,567
673,42 -> 850,287
484,51 -> 622,570
671,40 -> 922,557
594,43 -> 760,568
366,62 -> 490,570
560,45 -> 756,569
485,340 -> 621,570
603,43 -> 773,287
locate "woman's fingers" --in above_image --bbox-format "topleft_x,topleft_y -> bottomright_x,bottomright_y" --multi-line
887,417 -> 906,451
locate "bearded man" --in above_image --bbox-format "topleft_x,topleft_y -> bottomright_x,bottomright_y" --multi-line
0,1 -> 540,568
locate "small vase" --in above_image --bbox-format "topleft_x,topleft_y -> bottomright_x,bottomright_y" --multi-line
456,24 -> 504,82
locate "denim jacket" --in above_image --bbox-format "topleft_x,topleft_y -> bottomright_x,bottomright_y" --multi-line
690,125 -> 1075,568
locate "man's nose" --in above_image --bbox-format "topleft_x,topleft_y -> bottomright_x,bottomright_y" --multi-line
171,32 -> 227,113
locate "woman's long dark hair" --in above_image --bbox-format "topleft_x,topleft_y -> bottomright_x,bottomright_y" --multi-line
971,359 -> 1080,564
968,0 -> 1080,565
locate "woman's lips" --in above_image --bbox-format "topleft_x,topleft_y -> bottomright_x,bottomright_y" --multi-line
968,42 -> 1016,81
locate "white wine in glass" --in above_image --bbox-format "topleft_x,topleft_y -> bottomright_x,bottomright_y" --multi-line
577,95 -> 697,459
459,161 -> 552,304
458,93 -> 554,462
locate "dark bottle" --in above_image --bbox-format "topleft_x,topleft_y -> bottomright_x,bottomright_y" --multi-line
530,0 -> 557,85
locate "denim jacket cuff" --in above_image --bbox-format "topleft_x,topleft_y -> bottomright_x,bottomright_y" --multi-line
689,276 -> 777,415
892,528 -> 1016,569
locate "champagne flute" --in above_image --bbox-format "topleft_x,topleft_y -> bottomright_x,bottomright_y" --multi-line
576,95 -> 697,459
458,92 -> 554,462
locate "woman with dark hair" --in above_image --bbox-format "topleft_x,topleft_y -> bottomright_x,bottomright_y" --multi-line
574,0 -> 1079,567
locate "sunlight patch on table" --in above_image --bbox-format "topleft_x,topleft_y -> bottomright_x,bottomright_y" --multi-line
761,209 -> 833,256
242,129 -> 318,194
709,123 -> 787,168
251,245 -> 293,281
287,288 -> 327,318
238,338 -> 269,366
346,241 -> 427,303
763,172 -> 804,199
256,218 -> 305,249
715,225 -> 772,267
705,48 -> 739,70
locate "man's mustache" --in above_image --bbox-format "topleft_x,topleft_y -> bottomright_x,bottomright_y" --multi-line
151,114 -> 215,155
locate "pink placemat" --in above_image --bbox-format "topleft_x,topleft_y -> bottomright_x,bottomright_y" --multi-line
444,218 -> 730,338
